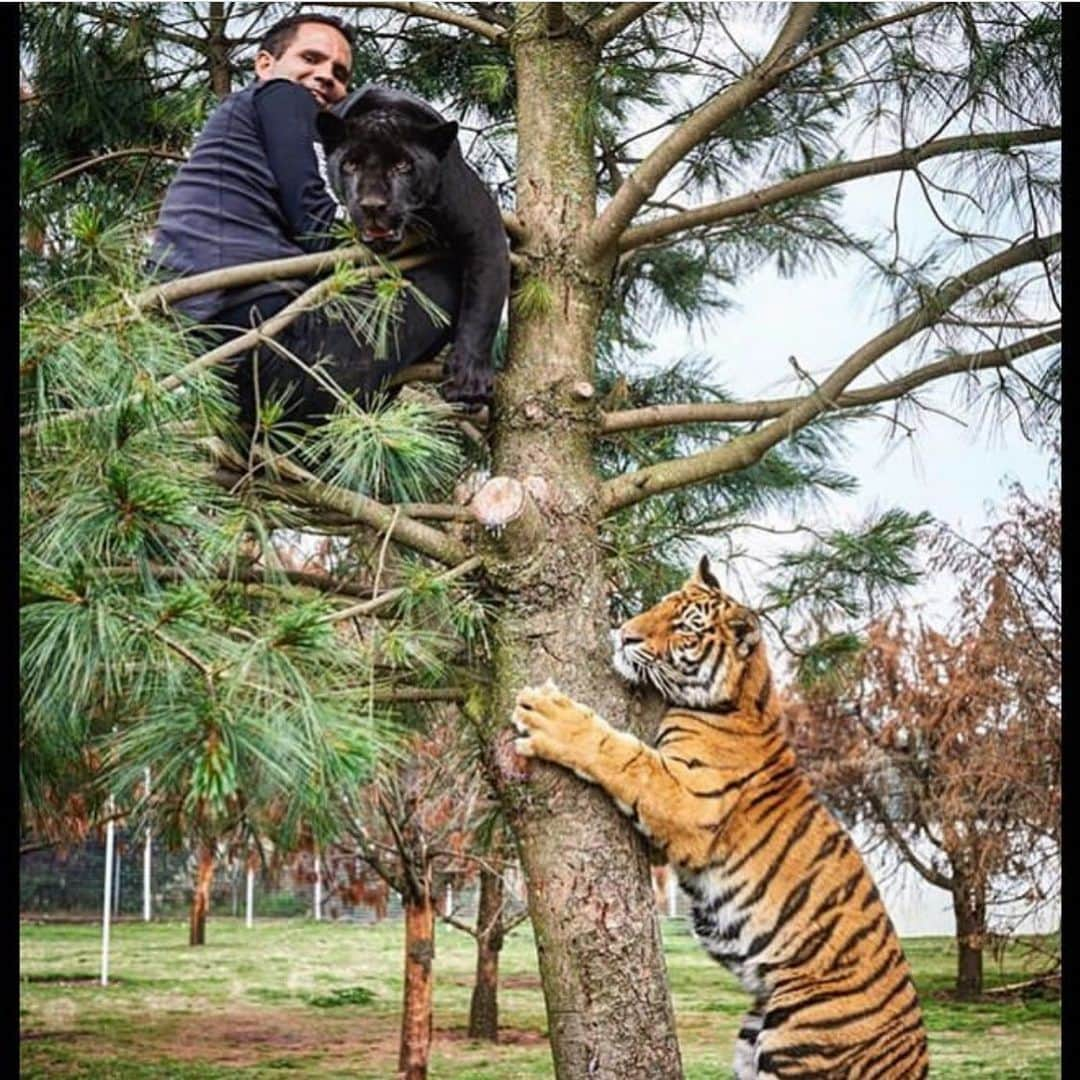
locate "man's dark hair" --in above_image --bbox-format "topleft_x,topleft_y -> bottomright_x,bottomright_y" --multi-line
257,13 -> 354,61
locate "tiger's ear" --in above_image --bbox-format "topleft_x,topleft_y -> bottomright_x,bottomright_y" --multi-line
730,611 -> 761,658
691,555 -> 722,591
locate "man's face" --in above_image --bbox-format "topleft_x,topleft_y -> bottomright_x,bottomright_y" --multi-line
254,22 -> 352,109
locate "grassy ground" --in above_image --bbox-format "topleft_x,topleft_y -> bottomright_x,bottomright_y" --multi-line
20,917 -> 1059,1078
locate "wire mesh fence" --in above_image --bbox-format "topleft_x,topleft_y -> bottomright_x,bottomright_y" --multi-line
20,834 -> 691,924
20,833 -> 549,924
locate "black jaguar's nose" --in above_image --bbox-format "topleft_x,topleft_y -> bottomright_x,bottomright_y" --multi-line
360,194 -> 388,212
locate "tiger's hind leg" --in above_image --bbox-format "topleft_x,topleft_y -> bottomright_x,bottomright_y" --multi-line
733,1007 -> 763,1079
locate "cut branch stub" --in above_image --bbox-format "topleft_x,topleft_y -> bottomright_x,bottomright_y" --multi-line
470,475 -> 545,559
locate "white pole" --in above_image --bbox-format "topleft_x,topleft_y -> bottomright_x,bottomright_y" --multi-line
114,849 -> 122,916
143,767 -> 152,922
313,848 -> 322,921
667,867 -> 678,918
245,864 -> 254,929
101,798 -> 116,987
445,883 -> 453,918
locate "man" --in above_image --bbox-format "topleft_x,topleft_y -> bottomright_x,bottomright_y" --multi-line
151,14 -> 466,429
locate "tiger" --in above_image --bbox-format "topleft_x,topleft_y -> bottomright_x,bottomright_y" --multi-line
511,555 -> 929,1079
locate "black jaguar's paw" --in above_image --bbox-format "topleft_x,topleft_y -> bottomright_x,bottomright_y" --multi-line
442,356 -> 493,407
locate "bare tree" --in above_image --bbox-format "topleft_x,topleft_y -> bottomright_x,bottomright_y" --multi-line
341,720 -> 484,1080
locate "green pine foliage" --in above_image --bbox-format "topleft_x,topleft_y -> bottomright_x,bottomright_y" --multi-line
20,211 -> 480,859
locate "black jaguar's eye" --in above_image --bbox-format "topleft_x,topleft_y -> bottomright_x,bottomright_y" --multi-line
341,160 -> 357,175
392,159 -> 412,174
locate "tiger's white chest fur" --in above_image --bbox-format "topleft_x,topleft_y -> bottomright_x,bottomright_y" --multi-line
677,865 -> 770,1000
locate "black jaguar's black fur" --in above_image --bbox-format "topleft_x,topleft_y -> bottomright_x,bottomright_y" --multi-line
317,86 -> 509,406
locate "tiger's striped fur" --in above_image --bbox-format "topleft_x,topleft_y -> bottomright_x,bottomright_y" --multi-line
512,556 -> 929,1079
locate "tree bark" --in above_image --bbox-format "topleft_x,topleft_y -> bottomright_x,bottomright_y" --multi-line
468,864 -> 505,1041
487,8 -> 683,1078
399,892 -> 436,1080
188,843 -> 215,946
953,882 -> 986,999
206,2 -> 231,100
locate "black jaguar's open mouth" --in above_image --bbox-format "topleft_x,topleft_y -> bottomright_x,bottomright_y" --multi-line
360,225 -> 404,249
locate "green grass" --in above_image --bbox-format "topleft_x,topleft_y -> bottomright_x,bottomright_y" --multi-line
20,918 -> 1059,1078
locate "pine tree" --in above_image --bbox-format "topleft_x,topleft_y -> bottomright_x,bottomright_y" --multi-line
21,4 -> 1059,1074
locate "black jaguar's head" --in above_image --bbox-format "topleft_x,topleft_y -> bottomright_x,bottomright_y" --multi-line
317,106 -> 458,252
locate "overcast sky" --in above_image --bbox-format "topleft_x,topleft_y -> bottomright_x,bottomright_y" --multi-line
641,165 -> 1057,622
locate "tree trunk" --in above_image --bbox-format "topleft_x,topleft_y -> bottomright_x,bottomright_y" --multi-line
484,8 -> 683,1078
188,843 -> 214,946
468,863 -> 505,1041
206,1 -> 231,100
399,892 -> 436,1080
953,883 -> 986,999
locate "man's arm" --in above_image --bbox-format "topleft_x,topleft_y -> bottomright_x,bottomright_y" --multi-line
254,79 -> 342,253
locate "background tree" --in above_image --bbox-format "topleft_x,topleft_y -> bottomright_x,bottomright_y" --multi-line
339,718 -> 486,1080
21,4 -> 1060,1076
785,466 -> 1061,998
439,819 -> 530,1042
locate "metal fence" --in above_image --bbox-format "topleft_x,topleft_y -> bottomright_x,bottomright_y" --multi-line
18,834 -> 549,924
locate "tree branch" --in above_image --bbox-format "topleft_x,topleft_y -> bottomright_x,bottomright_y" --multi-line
370,687 -> 467,703
442,911 -> 478,936
587,3 -> 658,47
26,147 -> 188,195
129,245 -> 425,317
94,560 -> 384,599
582,2 -> 820,263
320,1 -> 507,43
209,440 -> 473,567
617,127 -> 1061,254
865,790 -> 954,891
68,4 -> 210,49
600,328 -> 1060,434
22,253 -> 439,439
787,2 -> 945,76
320,556 -> 483,624
600,233 -> 1060,514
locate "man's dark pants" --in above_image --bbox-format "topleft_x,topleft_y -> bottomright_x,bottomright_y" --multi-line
212,260 -> 462,429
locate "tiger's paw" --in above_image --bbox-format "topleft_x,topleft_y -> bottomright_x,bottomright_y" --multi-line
511,682 -> 600,767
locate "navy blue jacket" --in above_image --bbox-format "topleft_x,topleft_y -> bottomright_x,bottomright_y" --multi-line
150,79 -> 341,322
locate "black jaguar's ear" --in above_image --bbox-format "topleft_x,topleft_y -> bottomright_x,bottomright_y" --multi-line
691,555 -> 722,591
315,112 -> 347,153
420,120 -> 459,159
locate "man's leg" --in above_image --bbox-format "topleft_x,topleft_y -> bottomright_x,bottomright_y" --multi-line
220,260 -> 462,429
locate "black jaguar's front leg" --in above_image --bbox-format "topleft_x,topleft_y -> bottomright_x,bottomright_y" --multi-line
433,163 -> 509,406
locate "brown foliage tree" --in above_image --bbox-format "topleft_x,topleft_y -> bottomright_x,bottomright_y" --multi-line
786,473 -> 1060,998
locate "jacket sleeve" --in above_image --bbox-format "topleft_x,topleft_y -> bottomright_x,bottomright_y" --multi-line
253,79 -> 341,253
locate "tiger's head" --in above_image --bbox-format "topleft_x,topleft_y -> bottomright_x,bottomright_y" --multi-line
612,556 -> 763,710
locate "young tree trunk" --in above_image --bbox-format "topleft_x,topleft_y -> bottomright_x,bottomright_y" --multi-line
399,892 -> 436,1080
485,9 -> 683,1078
188,843 -> 215,946
468,863 -> 505,1041
953,883 -> 986,999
